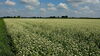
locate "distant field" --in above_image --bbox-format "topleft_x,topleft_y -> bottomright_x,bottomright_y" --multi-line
1,19 -> 100,56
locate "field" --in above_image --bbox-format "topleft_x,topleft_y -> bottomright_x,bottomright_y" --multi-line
0,19 -> 100,56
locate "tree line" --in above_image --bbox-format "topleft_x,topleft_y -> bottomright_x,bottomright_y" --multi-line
0,15 -> 68,18
0,16 -> 100,19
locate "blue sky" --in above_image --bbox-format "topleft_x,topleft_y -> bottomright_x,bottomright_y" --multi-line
0,0 -> 100,17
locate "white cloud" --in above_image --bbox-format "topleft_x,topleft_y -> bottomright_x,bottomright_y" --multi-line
40,8 -> 46,12
48,3 -> 55,7
58,3 -> 68,9
21,0 -> 40,6
85,0 -> 100,4
68,0 -> 100,7
68,0 -> 100,4
0,2 -> 3,5
47,3 -> 57,11
25,5 -> 34,10
75,6 -> 94,14
21,0 -> 40,11
48,7 -> 57,11
5,0 -> 16,6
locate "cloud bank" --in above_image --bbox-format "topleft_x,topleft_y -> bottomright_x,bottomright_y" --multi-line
0,0 -> 100,17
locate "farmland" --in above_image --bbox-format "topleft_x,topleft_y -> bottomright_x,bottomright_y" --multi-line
0,19 -> 100,56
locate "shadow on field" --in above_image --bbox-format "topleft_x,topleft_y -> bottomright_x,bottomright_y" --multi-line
0,18 -> 17,56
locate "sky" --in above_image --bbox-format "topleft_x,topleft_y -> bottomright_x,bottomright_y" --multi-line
0,0 -> 100,17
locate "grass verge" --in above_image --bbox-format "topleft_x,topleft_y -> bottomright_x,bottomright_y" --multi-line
0,19 -> 14,56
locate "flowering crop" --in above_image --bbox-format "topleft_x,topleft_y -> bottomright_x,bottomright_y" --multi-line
4,19 -> 100,56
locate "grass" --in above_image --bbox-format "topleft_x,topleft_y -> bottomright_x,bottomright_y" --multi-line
1,19 -> 100,56
0,19 -> 14,56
